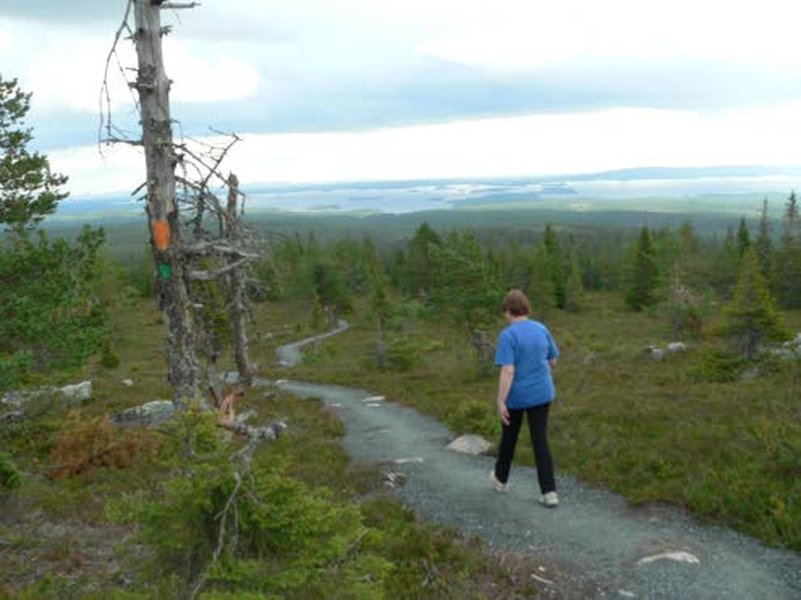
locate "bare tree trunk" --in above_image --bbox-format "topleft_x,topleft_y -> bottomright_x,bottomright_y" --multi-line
225,173 -> 256,383
133,0 -> 200,406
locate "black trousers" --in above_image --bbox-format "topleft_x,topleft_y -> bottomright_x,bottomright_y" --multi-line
494,403 -> 556,494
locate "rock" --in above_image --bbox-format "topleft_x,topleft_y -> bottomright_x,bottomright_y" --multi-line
447,434 -> 492,455
643,346 -> 664,361
0,409 -> 24,423
740,367 -> 760,382
774,348 -> 798,360
122,379 -> 134,387
111,400 -> 175,427
637,550 -> 700,566
383,471 -> 407,489
0,390 -> 33,408
1,380 -> 92,408
235,409 -> 257,425
220,371 -> 241,385
667,342 -> 687,354
58,380 -> 93,404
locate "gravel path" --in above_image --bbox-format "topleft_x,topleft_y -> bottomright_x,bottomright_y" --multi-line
275,334 -> 801,599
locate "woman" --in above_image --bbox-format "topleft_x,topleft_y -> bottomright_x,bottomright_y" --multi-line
490,289 -> 560,507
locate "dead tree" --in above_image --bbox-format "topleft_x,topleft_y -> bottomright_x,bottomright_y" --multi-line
472,329 -> 495,378
224,173 -> 257,383
132,0 -> 200,405
102,1 -> 262,405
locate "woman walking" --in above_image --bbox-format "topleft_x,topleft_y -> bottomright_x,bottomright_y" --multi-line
491,289 -> 560,507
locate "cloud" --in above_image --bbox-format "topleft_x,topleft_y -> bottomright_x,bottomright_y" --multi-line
6,0 -> 801,181
415,0 -> 801,72
52,103 -> 801,197
0,0 -> 126,23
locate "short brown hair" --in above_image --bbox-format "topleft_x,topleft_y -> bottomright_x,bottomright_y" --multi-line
502,289 -> 531,317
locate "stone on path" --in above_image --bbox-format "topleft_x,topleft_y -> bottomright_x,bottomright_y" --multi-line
447,434 -> 492,455
637,551 -> 700,566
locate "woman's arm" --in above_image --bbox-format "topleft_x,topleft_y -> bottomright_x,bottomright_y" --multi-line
496,365 -> 515,425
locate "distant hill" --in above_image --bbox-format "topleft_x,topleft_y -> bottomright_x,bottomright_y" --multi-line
54,164 -> 801,220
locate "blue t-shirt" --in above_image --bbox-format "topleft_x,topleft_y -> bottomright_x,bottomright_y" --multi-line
494,319 -> 559,408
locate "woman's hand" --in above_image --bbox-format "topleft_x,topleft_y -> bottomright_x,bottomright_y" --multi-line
496,365 -> 514,426
496,400 -> 510,426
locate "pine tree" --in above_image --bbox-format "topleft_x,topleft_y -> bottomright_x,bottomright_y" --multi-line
1,77 -> 68,232
431,230 -> 499,329
723,248 -> 788,359
625,226 -> 660,311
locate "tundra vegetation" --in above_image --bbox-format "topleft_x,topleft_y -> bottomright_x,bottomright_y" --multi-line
3,81 -> 801,597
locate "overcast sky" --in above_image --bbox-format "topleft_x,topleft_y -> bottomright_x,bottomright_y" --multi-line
2,0 -> 801,195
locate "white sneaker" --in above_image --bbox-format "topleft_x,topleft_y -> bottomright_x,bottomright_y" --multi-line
490,470 -> 509,492
541,491 -> 559,508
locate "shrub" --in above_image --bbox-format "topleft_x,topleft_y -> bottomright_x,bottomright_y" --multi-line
107,411 -> 392,598
0,227 -> 108,388
0,451 -> 22,489
371,333 -> 423,372
48,411 -> 157,479
691,349 -> 746,383
666,278 -> 706,339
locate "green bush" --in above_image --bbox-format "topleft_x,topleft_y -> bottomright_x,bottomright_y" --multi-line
0,451 -> 22,489
122,252 -> 156,299
108,411 -> 392,598
0,227 -> 108,388
691,349 -> 747,383
370,333 -> 423,373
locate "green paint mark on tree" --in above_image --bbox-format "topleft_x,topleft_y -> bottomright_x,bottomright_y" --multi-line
158,262 -> 172,280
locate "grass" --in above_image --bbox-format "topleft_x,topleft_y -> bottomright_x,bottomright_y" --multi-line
0,296 -> 551,598
263,292 -> 801,552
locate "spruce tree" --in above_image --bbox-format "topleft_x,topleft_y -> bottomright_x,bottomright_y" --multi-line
775,191 -> 801,309
753,198 -> 774,280
564,250 -> 585,312
625,226 -> 660,311
736,216 -> 751,257
712,225 -> 740,296
543,224 -> 567,308
723,248 -> 787,359
527,244 -> 554,316
363,237 -> 391,328
404,222 -> 440,299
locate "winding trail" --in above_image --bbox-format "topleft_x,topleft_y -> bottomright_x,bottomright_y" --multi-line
273,327 -> 801,599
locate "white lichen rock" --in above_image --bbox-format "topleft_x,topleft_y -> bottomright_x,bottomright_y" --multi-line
667,342 -> 687,354
447,434 -> 492,455
111,400 -> 175,427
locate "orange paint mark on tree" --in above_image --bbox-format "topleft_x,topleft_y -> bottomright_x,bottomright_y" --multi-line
152,219 -> 171,251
